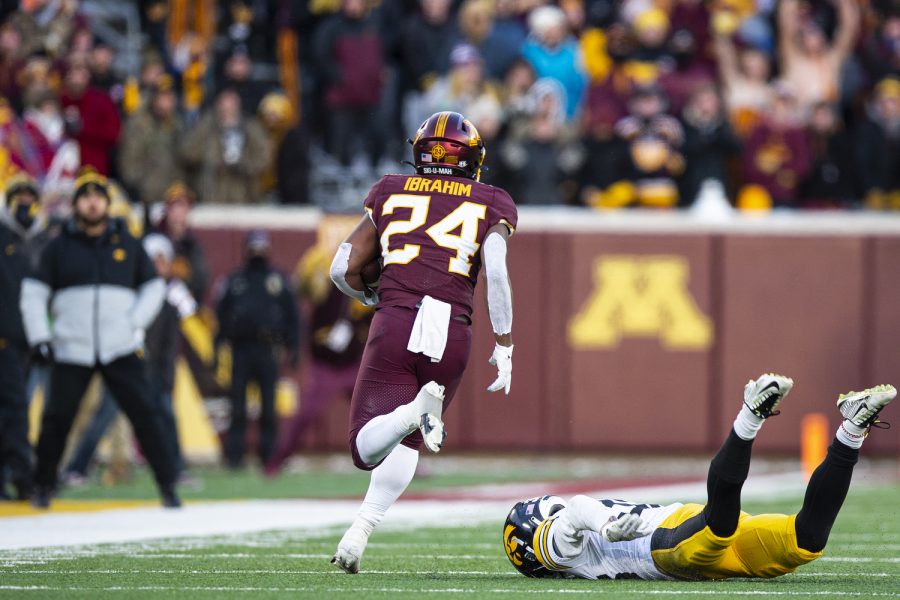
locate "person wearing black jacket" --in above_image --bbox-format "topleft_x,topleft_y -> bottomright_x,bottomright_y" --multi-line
19,171 -> 179,508
216,230 -> 300,469
0,174 -> 43,500
312,0 -> 386,166
61,233 -> 197,484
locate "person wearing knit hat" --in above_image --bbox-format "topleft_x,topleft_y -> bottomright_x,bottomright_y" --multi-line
521,4 -> 586,119
156,181 -> 210,302
0,172 -> 46,501
20,163 -> 181,509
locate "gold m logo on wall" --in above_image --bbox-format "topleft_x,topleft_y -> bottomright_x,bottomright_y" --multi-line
568,255 -> 713,350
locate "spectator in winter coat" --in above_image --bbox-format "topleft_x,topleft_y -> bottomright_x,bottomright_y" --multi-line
60,58 -> 120,175
180,88 -> 271,204
312,0 -> 386,166
679,84 -> 741,206
521,5 -> 587,120
740,82 -> 811,208
156,182 -> 211,303
119,75 -> 185,206
458,0 -> 524,80
854,77 -> 900,209
0,174 -> 44,501
256,92 -> 310,205
798,102 -> 859,208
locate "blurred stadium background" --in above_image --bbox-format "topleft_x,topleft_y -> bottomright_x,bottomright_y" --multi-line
1,0 -> 900,597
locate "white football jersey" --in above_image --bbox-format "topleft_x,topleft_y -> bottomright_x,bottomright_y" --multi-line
541,497 -> 683,580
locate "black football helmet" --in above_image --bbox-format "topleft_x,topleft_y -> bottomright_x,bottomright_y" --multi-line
503,495 -> 568,578
411,111 -> 485,181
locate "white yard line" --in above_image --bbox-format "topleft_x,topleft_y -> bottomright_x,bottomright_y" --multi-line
0,471 -> 886,552
0,585 -> 898,596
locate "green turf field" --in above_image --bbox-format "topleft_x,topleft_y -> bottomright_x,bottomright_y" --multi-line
2,483 -> 898,599
51,453 -> 725,501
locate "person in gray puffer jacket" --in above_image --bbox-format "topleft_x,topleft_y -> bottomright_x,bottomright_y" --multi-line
19,170 -> 180,509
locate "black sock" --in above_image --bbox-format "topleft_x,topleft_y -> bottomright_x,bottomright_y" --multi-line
703,429 -> 754,537
795,439 -> 859,552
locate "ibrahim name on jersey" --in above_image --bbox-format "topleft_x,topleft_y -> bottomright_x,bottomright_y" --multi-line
364,173 -> 517,320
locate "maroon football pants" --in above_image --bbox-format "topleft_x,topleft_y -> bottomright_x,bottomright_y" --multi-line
348,306 -> 472,470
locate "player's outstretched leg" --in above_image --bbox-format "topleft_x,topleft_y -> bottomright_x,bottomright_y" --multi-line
355,381 -> 446,467
795,384 -> 895,553
703,374 -> 794,537
332,445 -> 419,573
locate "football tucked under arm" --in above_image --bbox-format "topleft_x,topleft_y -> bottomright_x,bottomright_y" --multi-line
360,257 -> 382,289
331,243 -> 378,306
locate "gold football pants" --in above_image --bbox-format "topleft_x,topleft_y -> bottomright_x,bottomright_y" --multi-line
650,503 -> 822,580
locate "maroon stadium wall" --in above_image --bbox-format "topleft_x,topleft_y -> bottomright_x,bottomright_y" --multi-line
192,208 -> 900,455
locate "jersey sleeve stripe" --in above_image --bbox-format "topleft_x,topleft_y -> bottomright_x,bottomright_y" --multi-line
533,517 -> 566,571
499,219 -> 516,235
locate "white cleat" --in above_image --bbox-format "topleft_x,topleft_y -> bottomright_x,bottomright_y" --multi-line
743,373 -> 794,418
331,525 -> 369,574
412,381 -> 446,453
837,384 -> 896,431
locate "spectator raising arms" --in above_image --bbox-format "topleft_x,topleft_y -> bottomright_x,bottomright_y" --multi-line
712,24 -> 774,137
778,0 -> 860,113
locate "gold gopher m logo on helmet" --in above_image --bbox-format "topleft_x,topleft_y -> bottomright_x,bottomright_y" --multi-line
430,144 -> 447,160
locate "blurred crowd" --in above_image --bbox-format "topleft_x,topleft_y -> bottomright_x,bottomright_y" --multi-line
0,0 -> 899,212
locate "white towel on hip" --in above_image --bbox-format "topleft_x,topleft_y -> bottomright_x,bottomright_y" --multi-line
407,295 -> 452,363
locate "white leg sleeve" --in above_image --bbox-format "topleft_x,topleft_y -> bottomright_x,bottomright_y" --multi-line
355,404 -> 418,466
483,232 -> 512,335
353,445 -> 419,534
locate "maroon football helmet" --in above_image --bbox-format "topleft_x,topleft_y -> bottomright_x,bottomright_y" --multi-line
411,111 -> 486,181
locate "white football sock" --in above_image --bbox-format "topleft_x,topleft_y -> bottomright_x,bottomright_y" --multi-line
732,405 -> 765,441
352,444 -> 419,535
835,421 -> 866,449
355,404 -> 418,466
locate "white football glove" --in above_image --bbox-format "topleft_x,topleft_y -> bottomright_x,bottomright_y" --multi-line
600,513 -> 654,543
487,343 -> 513,395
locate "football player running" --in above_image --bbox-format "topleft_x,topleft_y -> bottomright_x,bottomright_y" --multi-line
504,374 -> 895,581
329,111 -> 517,573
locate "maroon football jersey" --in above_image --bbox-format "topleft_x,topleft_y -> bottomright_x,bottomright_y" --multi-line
364,174 -> 518,318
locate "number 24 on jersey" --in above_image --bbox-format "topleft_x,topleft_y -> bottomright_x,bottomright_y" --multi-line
377,194 -> 486,276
